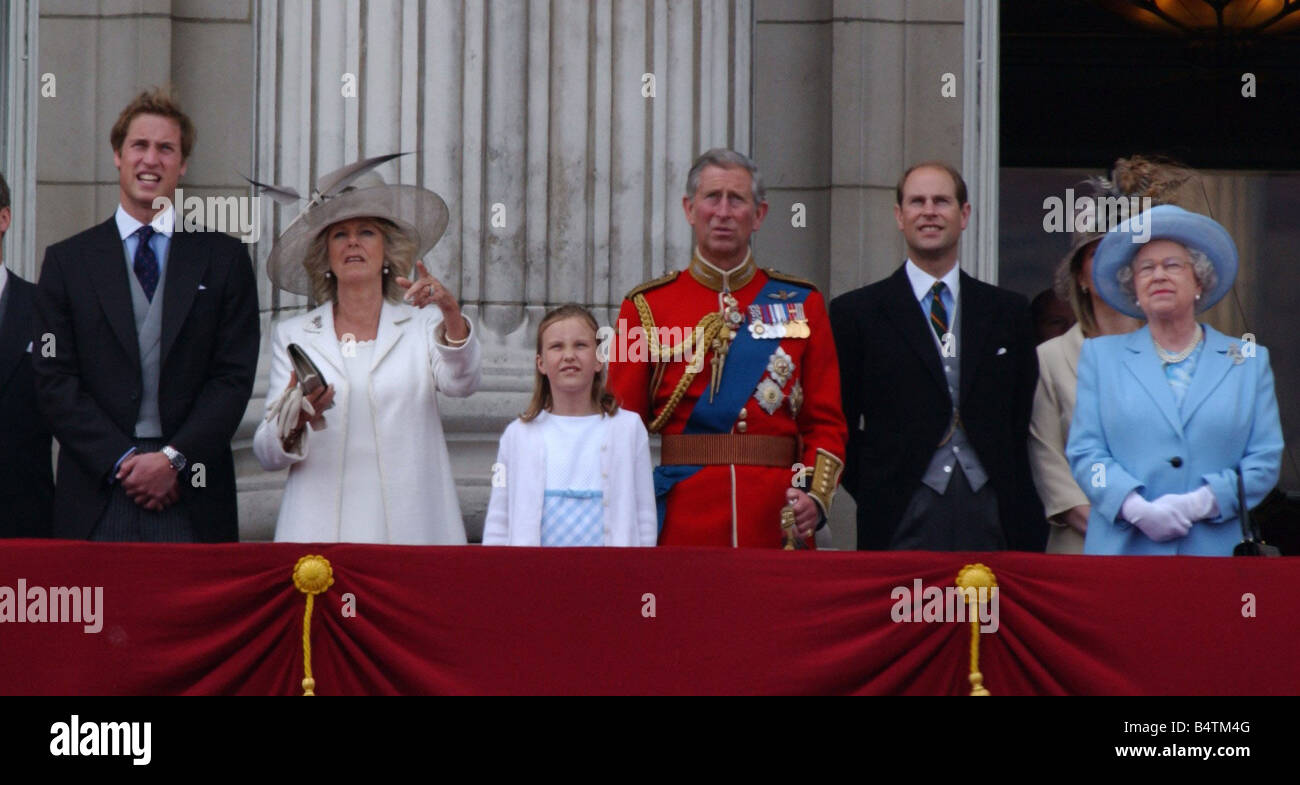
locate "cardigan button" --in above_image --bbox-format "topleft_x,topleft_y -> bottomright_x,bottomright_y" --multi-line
1170,456 -> 1183,468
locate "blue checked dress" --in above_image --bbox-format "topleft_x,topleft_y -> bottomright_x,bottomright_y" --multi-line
539,413 -> 607,546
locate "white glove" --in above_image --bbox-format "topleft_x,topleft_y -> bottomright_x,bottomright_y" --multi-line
1121,491 -> 1192,542
265,384 -> 317,453
1152,486 -> 1219,523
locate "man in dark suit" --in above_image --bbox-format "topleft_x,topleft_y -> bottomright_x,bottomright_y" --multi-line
0,171 -> 55,537
829,162 -> 1045,551
33,89 -> 259,542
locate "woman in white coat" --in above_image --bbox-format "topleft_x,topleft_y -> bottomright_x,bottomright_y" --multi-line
253,156 -> 481,544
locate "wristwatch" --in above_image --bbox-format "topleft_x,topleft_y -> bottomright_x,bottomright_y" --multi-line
161,445 -> 187,473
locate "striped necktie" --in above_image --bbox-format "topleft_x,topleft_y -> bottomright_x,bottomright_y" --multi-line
929,281 -> 948,340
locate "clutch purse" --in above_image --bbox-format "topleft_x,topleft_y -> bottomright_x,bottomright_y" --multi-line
287,343 -> 327,396
1233,466 -> 1281,557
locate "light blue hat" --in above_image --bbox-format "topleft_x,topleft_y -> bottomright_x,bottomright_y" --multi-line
1093,205 -> 1238,319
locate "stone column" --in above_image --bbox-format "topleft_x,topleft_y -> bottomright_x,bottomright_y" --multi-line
247,0 -> 754,541
3,0 -> 39,280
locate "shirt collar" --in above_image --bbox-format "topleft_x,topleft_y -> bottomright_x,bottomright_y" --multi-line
115,203 -> 176,241
688,246 -> 757,292
904,258 -> 961,304
0,265 -> 8,300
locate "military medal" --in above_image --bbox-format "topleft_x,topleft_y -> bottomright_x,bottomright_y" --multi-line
748,301 -> 810,340
754,377 -> 784,414
786,303 -> 809,338
766,347 -> 795,387
788,379 -> 804,417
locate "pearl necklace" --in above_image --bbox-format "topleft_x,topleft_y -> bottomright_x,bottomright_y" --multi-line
1153,324 -> 1203,364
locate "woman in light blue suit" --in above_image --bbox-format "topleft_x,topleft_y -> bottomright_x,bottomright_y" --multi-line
1067,205 -> 1283,555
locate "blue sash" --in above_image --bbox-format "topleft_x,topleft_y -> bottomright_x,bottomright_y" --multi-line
653,277 -> 812,531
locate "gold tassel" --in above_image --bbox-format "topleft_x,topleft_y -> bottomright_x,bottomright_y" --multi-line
292,555 -> 334,696
955,563 -> 997,696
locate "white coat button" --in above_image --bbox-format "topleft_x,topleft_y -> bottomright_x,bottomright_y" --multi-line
944,465 -> 952,473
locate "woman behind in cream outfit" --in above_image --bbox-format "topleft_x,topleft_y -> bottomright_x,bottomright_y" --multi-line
1030,231 -> 1141,553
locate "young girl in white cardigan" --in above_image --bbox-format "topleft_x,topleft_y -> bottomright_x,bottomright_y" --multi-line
482,304 -> 657,546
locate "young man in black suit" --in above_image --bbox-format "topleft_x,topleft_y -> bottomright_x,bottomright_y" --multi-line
33,89 -> 259,542
829,162 -> 1045,551
0,171 -> 54,537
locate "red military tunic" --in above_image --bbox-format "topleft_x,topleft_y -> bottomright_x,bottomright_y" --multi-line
607,250 -> 847,547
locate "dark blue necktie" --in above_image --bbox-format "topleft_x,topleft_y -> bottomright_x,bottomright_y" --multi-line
133,225 -> 159,301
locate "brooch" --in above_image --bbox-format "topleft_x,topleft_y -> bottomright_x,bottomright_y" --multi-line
1227,344 -> 1245,365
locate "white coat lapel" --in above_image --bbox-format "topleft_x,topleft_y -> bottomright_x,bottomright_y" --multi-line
303,303 -> 347,379
1123,328 -> 1183,437
370,300 -> 412,373
1179,325 -> 1234,426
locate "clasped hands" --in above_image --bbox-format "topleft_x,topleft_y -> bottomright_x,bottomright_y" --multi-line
1121,486 -> 1218,542
117,451 -> 179,512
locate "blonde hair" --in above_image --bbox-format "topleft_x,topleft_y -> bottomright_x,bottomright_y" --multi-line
1053,238 -> 1102,337
301,217 -> 417,305
521,304 -> 619,422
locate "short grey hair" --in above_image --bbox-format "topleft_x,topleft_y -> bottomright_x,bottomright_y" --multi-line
684,148 -> 766,205
1116,244 -> 1219,304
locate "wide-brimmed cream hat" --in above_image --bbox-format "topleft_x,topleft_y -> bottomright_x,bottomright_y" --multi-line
255,153 -> 449,296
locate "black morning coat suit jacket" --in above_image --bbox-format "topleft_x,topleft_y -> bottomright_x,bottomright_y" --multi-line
829,264 -> 1046,551
33,217 -> 260,541
0,272 -> 54,536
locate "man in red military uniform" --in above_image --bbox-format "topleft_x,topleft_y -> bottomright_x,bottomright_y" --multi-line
607,149 -> 847,548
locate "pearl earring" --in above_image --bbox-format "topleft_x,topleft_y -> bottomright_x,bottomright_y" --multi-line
1081,285 -> 1089,293
383,265 -> 390,275
1195,293 -> 1201,301
324,271 -> 333,279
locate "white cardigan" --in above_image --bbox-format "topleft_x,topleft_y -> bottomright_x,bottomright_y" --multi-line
253,300 -> 481,544
482,409 -> 657,546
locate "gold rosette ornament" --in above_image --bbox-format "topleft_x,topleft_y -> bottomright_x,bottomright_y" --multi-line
955,563 -> 997,696
292,555 -> 334,696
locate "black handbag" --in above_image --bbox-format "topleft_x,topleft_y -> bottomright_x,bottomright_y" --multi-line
1232,468 -> 1282,557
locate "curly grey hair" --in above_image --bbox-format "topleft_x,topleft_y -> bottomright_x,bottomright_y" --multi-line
1116,245 -> 1218,308
684,148 -> 766,205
